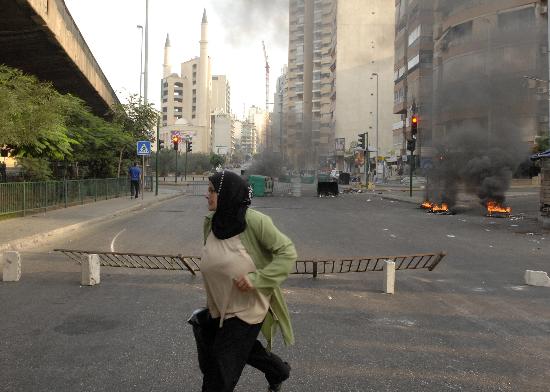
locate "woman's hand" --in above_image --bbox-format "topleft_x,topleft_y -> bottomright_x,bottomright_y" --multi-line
234,275 -> 254,292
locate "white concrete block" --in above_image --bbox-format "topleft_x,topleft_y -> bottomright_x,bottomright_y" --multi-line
383,260 -> 395,294
81,254 -> 100,286
524,270 -> 550,287
2,251 -> 22,282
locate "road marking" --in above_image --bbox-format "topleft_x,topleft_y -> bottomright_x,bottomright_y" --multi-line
110,228 -> 126,252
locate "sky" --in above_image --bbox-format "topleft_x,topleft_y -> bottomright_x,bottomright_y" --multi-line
64,0 -> 289,120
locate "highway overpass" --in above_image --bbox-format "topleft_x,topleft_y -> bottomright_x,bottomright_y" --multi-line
0,0 -> 119,116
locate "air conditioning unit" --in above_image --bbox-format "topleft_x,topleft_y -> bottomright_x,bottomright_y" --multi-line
539,5 -> 548,14
537,86 -> 548,94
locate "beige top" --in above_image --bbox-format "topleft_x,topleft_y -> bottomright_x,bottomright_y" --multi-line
200,232 -> 271,326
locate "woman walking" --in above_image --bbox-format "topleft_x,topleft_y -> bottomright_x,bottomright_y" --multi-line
190,170 -> 295,392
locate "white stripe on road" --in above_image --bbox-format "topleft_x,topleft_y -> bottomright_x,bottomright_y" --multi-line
110,228 -> 126,252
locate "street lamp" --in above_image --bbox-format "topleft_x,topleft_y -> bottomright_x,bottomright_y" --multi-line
371,72 -> 379,183
144,0 -> 149,104
137,25 -> 144,101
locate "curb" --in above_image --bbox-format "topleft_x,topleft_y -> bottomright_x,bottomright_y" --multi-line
0,193 -> 183,252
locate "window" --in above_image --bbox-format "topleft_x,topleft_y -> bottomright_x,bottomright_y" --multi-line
498,6 -> 535,30
407,54 -> 420,69
408,25 -> 421,46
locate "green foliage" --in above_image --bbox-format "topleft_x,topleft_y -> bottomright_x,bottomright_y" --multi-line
0,65 -> 74,160
151,151 -> 212,176
534,136 -> 549,153
0,65 -> 160,180
17,157 -> 52,181
209,153 -> 225,169
111,94 -> 159,141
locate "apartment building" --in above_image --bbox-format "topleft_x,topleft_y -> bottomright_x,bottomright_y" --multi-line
432,0 -> 549,149
286,0 -> 336,169
394,0 -> 435,169
332,0 -> 399,173
211,75 -> 231,114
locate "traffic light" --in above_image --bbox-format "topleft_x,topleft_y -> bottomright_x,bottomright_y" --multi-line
158,139 -> 165,150
358,133 -> 366,150
407,139 -> 416,152
411,115 -> 418,137
186,140 -> 193,153
172,136 -> 179,151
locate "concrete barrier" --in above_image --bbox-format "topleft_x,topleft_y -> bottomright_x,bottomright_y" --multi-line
383,260 -> 395,294
525,270 -> 550,287
81,254 -> 100,286
2,251 -> 21,282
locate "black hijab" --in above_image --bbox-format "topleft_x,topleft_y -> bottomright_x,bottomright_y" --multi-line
209,171 -> 252,240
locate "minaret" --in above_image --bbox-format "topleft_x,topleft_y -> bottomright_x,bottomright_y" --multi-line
163,34 -> 171,78
197,9 -> 209,132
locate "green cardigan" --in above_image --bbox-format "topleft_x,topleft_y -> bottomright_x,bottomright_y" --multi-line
203,208 -> 296,349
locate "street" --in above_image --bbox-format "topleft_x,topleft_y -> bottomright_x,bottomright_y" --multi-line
1,192 -> 549,391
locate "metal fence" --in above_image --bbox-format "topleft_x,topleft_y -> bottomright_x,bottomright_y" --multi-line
55,249 -> 446,277
0,178 -> 130,217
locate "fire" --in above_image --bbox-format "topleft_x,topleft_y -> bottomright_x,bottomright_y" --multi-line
420,200 -> 450,213
421,201 -> 433,209
486,200 -> 511,215
432,203 -> 449,212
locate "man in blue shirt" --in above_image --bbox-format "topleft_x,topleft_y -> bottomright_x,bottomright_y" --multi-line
128,162 -> 141,199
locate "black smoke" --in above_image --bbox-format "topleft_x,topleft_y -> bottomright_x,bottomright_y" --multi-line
425,121 -> 527,208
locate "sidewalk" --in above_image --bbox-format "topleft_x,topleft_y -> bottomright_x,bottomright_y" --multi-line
0,188 -> 183,252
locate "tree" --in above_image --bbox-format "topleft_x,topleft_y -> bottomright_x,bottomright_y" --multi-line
209,153 -> 225,169
110,94 -> 159,177
0,65 -> 74,162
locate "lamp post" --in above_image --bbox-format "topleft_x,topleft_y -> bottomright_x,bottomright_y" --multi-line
371,72 -> 379,184
137,25 -> 144,101
144,0 -> 149,104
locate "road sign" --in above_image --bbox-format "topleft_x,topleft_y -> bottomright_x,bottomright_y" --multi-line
137,141 -> 151,156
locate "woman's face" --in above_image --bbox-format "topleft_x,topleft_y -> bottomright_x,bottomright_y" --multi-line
206,181 -> 218,211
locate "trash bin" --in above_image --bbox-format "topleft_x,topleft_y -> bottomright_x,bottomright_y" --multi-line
338,172 -> 350,185
317,181 -> 338,197
248,175 -> 266,197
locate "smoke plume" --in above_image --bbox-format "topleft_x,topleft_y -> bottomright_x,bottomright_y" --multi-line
209,0 -> 289,48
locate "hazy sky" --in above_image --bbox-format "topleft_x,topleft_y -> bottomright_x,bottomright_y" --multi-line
64,0 -> 289,119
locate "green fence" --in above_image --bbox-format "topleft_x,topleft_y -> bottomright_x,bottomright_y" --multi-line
0,178 -> 131,218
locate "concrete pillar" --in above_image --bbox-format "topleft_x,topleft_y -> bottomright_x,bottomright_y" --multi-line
2,251 -> 21,282
524,270 -> 550,287
383,260 -> 395,294
81,254 -> 100,286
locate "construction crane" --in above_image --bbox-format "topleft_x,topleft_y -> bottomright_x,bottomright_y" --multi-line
262,40 -> 270,112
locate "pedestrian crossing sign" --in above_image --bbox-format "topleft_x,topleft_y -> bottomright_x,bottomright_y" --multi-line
137,141 -> 151,156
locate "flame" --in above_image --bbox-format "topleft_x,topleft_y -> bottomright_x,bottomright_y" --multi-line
421,201 -> 433,209
486,200 -> 511,215
432,203 -> 449,212
421,200 -> 449,212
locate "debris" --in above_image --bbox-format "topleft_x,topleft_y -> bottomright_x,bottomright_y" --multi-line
328,295 -> 333,300
390,234 -> 397,238
446,234 -> 456,238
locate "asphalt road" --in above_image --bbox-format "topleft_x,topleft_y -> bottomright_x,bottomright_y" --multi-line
1,192 -> 549,391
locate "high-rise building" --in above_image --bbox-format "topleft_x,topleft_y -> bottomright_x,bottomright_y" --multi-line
432,0 -> 548,150
286,0 -> 336,169
160,9 -> 212,153
332,0 -> 399,174
211,75 -> 231,114
393,0 -> 435,169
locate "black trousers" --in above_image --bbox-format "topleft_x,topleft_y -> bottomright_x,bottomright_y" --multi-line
192,316 -> 290,392
130,180 -> 139,198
